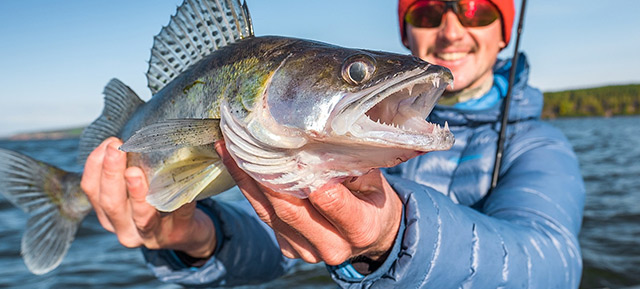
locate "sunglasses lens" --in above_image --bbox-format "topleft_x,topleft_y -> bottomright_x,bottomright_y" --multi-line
458,0 -> 499,27
405,1 -> 446,28
405,0 -> 499,29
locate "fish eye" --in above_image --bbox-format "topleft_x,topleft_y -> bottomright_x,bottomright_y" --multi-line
341,55 -> 376,85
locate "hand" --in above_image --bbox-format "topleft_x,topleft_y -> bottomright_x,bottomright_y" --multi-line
215,140 -> 403,268
80,137 -> 216,259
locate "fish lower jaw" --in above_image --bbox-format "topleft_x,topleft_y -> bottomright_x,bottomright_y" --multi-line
346,113 -> 453,152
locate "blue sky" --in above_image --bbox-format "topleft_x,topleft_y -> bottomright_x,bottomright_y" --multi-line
0,0 -> 638,137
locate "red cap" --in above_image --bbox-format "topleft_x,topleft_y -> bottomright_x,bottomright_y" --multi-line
398,0 -> 515,47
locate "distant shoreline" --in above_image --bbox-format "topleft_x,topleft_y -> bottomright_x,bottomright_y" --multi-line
3,84 -> 638,141
1,126 -> 85,141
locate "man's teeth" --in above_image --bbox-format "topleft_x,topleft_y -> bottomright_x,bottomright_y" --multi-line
437,52 -> 468,61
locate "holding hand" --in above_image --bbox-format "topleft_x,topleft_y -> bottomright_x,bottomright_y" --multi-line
80,138 -> 216,259
215,141 -> 403,268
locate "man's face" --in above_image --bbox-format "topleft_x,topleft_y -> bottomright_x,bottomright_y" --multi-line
404,12 -> 505,92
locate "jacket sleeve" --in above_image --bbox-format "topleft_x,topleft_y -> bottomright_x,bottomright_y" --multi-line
141,197 -> 296,288
329,122 -> 585,288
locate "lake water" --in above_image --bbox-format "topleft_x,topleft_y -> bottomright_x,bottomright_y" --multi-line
1,116 -> 639,289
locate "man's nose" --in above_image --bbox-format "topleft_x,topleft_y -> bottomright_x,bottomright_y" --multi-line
439,11 -> 465,42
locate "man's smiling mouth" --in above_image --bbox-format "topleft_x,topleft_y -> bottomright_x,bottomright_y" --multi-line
436,52 -> 469,61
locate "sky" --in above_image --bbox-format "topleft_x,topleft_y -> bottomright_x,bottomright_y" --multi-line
0,0 -> 638,137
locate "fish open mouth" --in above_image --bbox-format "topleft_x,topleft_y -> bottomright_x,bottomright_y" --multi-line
331,65 -> 455,152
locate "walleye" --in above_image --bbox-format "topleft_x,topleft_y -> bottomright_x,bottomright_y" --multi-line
0,0 -> 453,275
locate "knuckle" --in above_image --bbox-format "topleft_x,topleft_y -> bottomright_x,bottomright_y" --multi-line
117,235 -> 141,248
80,178 -> 93,194
100,200 -> 119,215
298,250 -> 320,264
313,188 -> 347,212
254,207 -> 277,226
135,223 -> 154,236
134,216 -> 157,236
320,248 -> 351,266
101,166 -> 122,180
274,208 -> 305,225
349,228 -> 379,248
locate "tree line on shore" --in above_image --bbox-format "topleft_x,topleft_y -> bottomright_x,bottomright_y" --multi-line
542,84 -> 640,118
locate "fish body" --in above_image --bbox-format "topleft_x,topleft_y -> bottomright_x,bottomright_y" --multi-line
0,0 -> 453,275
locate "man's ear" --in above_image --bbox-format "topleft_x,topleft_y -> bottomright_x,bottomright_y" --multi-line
499,40 -> 506,49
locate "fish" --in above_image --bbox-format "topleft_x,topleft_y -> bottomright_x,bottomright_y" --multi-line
0,0 -> 454,275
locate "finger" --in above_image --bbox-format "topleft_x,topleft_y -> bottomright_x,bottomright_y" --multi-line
274,228 -> 321,263
81,137 -> 112,195
262,189 -> 352,265
308,179 -> 382,249
275,233 -> 299,259
100,140 -> 141,247
81,138 -> 118,232
125,166 -> 158,239
215,141 -> 350,264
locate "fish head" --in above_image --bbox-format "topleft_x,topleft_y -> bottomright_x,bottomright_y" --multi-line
264,40 -> 454,152
222,38 -> 455,196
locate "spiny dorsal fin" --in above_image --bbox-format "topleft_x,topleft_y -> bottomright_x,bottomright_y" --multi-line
146,0 -> 254,94
78,79 -> 144,164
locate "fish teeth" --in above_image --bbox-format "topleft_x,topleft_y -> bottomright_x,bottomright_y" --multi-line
444,121 -> 449,131
432,78 -> 439,88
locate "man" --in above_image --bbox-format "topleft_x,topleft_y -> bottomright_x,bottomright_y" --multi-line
82,0 -> 585,287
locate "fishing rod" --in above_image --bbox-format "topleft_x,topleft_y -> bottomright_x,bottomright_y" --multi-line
490,0 -> 528,190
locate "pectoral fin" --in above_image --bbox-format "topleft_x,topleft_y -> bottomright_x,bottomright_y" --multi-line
120,119 -> 221,153
146,145 -> 235,212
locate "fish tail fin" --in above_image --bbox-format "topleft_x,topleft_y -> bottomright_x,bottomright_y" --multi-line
78,78 -> 144,164
146,0 -> 254,94
0,148 -> 92,275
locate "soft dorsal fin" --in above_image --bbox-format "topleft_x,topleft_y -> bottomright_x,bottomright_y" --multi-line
146,0 -> 254,94
78,79 -> 144,163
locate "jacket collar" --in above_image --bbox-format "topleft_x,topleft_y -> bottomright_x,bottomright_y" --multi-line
428,53 -> 542,127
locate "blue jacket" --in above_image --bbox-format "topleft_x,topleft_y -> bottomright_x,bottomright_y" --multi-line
142,54 -> 586,288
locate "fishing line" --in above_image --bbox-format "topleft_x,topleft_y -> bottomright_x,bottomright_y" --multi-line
490,0 -> 528,190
